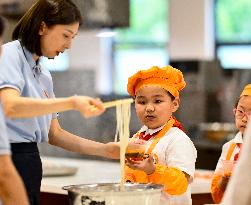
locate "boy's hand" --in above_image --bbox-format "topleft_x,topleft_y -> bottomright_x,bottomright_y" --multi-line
125,154 -> 156,175
218,175 -> 230,191
125,140 -> 146,161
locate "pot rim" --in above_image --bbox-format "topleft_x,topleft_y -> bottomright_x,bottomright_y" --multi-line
62,182 -> 163,195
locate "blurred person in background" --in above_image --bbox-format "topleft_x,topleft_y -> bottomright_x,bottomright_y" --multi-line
0,15 -> 29,205
211,84 -> 251,203
221,116 -> 251,205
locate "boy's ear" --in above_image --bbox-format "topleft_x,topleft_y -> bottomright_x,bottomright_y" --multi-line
172,98 -> 180,112
233,108 -> 236,116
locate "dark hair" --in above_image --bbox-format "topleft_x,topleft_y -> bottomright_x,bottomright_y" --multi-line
12,0 -> 82,56
167,91 -> 175,101
234,98 -> 239,108
0,16 -> 5,36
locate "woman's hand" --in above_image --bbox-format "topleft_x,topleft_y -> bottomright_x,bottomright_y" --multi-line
126,154 -> 156,175
71,96 -> 105,118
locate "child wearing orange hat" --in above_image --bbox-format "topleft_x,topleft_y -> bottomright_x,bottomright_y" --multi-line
125,66 -> 197,205
211,84 -> 251,204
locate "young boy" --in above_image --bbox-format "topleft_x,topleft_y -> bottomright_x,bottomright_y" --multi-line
211,84 -> 251,204
125,66 -> 197,205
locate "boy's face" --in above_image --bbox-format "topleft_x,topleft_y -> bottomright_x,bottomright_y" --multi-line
234,96 -> 251,134
135,86 -> 179,129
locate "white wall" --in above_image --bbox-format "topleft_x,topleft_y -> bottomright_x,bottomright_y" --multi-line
69,30 -> 101,70
169,0 -> 214,61
69,30 -> 113,94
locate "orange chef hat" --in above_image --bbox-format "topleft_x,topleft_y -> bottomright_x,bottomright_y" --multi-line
127,66 -> 186,97
240,84 -> 251,97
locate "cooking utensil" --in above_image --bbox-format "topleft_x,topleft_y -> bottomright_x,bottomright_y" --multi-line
103,98 -> 133,109
63,183 -> 162,205
199,122 -> 237,142
90,98 -> 133,112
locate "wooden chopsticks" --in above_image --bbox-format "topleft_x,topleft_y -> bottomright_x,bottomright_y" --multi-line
90,98 -> 133,111
103,98 -> 133,109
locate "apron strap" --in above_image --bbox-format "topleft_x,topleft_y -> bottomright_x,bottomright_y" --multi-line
225,143 -> 237,160
146,118 -> 175,154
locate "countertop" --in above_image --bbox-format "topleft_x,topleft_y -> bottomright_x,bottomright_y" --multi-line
41,156 -> 213,195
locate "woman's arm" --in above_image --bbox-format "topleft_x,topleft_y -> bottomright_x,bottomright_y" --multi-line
0,88 -> 104,118
0,155 -> 29,205
48,119 -> 120,159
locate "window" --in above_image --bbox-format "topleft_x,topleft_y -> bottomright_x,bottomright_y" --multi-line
113,0 -> 168,94
216,0 -> 251,69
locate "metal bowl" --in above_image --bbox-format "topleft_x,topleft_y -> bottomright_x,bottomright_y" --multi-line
199,122 -> 237,142
63,183 -> 163,205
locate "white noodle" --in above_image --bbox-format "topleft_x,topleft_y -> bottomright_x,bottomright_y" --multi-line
114,101 -> 132,190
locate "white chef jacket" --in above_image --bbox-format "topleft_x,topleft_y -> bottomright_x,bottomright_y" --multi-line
139,125 -> 197,205
214,132 -> 243,174
221,121 -> 251,205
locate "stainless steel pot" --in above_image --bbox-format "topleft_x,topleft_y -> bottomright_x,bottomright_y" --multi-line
63,183 -> 163,205
199,122 -> 237,142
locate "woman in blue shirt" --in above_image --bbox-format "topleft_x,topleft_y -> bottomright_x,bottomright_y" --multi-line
0,1 -> 119,205
0,16 -> 29,205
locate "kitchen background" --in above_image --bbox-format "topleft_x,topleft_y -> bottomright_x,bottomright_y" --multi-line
0,0 -> 251,170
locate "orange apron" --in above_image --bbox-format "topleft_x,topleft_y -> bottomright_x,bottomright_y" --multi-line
124,118 -> 188,195
211,143 -> 238,203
